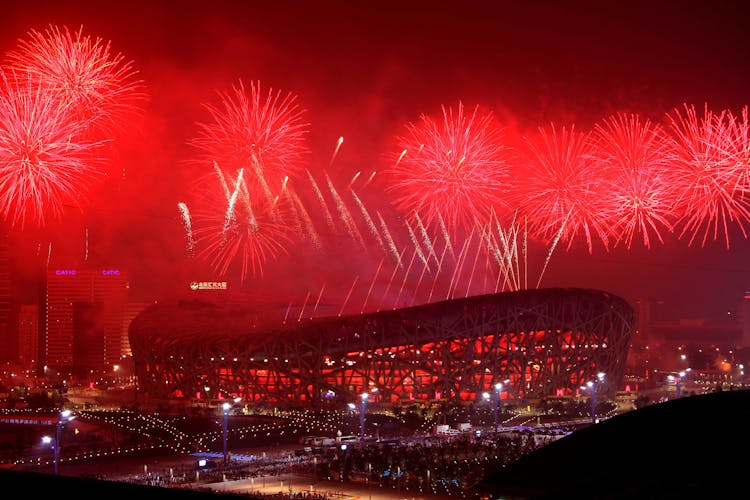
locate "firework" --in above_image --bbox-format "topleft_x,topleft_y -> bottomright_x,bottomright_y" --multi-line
514,124 -> 611,252
177,202 -> 195,254
666,103 -> 750,247
6,25 -> 145,132
0,74 -> 105,228
191,168 -> 294,281
591,112 -> 678,249
190,80 -> 310,194
385,102 -> 511,232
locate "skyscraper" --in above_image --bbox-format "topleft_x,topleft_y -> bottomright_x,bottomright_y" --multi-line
18,304 -> 38,370
44,267 -> 129,373
0,234 -> 11,363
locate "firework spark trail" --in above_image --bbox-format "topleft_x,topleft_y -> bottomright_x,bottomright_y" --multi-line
46,242 -> 52,267
494,215 -> 520,290
361,257 -> 385,313
297,290 -> 311,322
312,282 -> 326,318
350,187 -> 385,252
310,283 -> 326,319
415,212 -> 439,265
427,240 -> 450,303
306,169 -> 335,230
84,226 -> 89,261
536,211 -> 570,289
395,148 -> 407,167
464,225 -> 485,297
410,252 -> 432,306
250,152 -> 276,207
192,181 -> 292,282
326,171 -> 366,250
177,202 -> 195,254
362,171 -> 377,188
283,301 -> 292,324
376,211 -> 402,267
508,226 -> 522,290
405,220 -> 430,272
213,161 -> 231,201
483,227 -> 512,292
330,136 -> 344,167
447,225 -> 475,299
339,275 -> 359,316
287,188 -> 321,249
380,247 -> 407,308
348,171 -> 361,189
438,214 -> 456,262
394,248 -> 418,309
222,168 -> 245,236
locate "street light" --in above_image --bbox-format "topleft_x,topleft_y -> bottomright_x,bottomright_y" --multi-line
43,410 -> 74,475
668,370 -> 688,398
493,381 -> 505,432
221,398 -> 241,464
583,372 -> 605,424
359,393 -> 368,443
222,402 -> 231,464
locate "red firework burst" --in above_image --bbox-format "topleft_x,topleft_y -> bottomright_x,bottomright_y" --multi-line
191,167 -> 295,282
5,25 -> 145,132
515,124 -> 611,252
666,103 -> 750,247
591,112 -> 678,249
384,102 -> 511,232
190,80 -> 309,196
0,74 -> 105,228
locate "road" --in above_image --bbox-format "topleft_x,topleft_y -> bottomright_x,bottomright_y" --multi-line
199,472 -> 453,500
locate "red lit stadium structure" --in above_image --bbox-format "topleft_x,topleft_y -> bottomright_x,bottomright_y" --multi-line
129,288 -> 634,405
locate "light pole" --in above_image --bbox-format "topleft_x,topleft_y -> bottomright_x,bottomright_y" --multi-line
493,382 -> 503,432
359,392 -> 368,443
43,410 -> 73,475
587,372 -> 605,424
222,402 -> 230,464
222,398 -> 241,464
668,370 -> 688,398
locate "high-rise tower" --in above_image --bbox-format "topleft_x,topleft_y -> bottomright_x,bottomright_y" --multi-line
44,267 -> 129,373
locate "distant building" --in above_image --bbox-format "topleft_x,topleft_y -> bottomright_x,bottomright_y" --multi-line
0,235 -> 10,363
740,291 -> 750,348
17,304 -> 38,370
44,268 -> 129,373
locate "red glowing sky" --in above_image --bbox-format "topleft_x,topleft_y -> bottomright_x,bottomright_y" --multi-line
2,0 -> 750,322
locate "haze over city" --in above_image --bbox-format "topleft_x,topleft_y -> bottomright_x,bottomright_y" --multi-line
1,0 -> 750,325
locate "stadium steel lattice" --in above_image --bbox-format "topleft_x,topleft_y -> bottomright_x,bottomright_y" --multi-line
129,288 -> 634,404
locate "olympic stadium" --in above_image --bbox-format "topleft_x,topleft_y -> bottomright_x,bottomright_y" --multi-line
129,288 -> 635,404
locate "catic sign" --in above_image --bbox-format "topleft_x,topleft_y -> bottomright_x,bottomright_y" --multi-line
190,281 -> 228,290
55,269 -> 122,276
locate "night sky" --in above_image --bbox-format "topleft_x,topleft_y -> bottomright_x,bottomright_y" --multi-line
2,0 -> 750,323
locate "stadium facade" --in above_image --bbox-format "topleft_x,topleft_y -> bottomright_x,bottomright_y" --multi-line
129,288 -> 635,404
